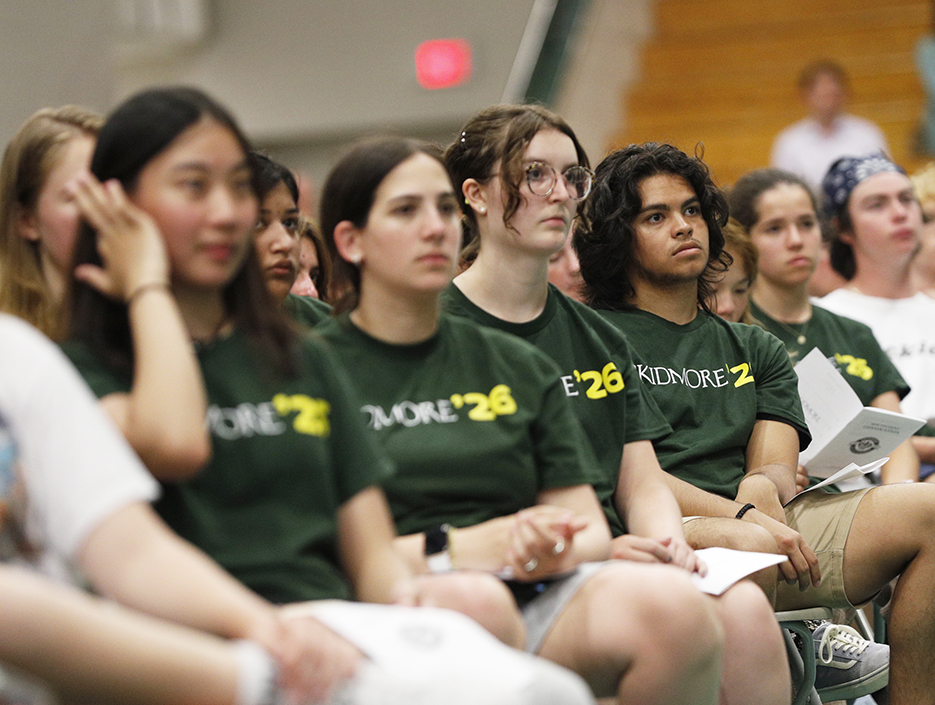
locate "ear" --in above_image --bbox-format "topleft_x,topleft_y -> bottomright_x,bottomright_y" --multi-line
834,218 -> 856,247
333,220 -> 363,265
16,206 -> 40,243
462,178 -> 489,217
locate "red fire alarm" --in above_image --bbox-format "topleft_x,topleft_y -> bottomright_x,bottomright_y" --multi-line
415,39 -> 472,90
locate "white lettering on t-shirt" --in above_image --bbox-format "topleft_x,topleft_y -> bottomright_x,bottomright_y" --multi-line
635,364 -> 731,389
560,375 -> 579,397
362,400 -> 460,431
207,402 -> 287,440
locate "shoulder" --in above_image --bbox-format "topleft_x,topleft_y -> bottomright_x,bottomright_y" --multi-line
284,294 -> 333,328
810,304 -> 876,338
441,313 -> 562,376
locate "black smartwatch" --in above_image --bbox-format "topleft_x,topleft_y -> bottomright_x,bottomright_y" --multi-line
424,523 -> 453,573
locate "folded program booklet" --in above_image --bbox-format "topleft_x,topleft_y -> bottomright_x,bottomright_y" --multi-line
794,349 -> 925,479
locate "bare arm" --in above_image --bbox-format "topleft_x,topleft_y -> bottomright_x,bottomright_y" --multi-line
736,419 -> 799,519
870,391 -> 921,483
78,502 -> 278,641
71,175 -> 210,480
393,485 -> 607,582
912,435 -> 935,465
337,486 -> 414,604
613,439 -> 702,573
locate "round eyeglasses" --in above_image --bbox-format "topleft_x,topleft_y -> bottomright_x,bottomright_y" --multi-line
524,162 -> 594,201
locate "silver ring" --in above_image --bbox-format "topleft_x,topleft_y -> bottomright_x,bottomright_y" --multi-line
553,538 -> 565,555
523,557 -> 539,573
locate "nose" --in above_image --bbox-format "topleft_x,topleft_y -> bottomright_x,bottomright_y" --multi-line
422,205 -> 452,239
291,271 -> 318,298
267,222 -> 294,252
716,292 -> 735,320
549,173 -> 573,203
208,185 -> 239,226
671,211 -> 692,237
787,224 -> 805,247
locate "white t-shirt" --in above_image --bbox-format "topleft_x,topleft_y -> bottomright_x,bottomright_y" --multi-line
818,290 -> 935,425
0,315 -> 158,578
771,114 -> 889,190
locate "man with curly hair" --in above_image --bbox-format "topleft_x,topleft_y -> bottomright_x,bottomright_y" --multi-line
575,142 -> 935,705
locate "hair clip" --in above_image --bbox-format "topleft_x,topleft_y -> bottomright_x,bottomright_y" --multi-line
460,131 -> 466,143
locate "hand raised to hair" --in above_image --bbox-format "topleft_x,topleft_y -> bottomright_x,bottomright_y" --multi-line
68,175 -> 170,302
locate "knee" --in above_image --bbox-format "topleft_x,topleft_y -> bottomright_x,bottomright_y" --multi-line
419,572 -> 525,649
717,580 -> 783,636
591,565 -> 723,658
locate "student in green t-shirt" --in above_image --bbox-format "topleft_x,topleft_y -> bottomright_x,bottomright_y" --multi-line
249,152 -> 332,326
61,87 -> 593,705
315,135 -> 726,705
577,141 -> 935,705
727,168 -> 919,484
436,104 -> 792,705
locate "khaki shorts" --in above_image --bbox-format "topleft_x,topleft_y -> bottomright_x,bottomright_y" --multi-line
775,488 -> 872,611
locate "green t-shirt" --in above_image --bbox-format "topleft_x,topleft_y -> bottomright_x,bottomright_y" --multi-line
442,283 -> 671,535
283,293 -> 333,328
748,301 -> 909,406
316,313 -> 604,536
597,309 -> 811,500
63,330 -> 393,604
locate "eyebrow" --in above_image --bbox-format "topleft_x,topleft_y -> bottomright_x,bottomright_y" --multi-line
170,159 -> 251,173
523,157 -> 580,171
638,196 -> 699,215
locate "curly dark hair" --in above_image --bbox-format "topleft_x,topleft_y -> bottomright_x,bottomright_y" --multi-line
575,142 -> 730,312
444,104 -> 588,266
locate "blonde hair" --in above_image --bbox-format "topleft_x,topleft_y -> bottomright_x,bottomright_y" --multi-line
0,106 -> 102,338
911,161 -> 935,211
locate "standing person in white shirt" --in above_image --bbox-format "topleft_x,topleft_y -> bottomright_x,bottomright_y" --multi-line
771,61 -> 889,191
818,153 -> 935,480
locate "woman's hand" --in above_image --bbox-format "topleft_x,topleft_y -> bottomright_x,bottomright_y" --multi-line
68,175 -> 170,302
505,505 -> 589,582
610,535 -> 707,575
266,608 -> 364,705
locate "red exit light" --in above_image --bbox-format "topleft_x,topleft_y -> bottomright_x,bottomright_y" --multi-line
415,39 -> 472,90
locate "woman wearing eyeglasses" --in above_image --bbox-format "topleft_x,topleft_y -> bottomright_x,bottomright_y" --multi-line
440,104 -> 792,705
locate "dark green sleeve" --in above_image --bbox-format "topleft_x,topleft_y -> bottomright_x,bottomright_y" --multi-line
284,294 -> 333,328
749,328 -> 811,450
529,355 -> 606,492
303,339 -> 395,504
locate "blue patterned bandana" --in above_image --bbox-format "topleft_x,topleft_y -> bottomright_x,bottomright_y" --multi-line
821,153 -> 905,218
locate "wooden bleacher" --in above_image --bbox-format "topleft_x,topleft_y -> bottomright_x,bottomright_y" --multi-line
611,0 -> 932,187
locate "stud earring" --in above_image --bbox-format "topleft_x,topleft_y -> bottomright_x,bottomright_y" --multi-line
478,206 -> 486,214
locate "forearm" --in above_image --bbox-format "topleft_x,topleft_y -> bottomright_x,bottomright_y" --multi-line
880,439 -> 921,483
337,487 -> 417,604
79,504 -> 277,641
911,435 -> 935,465
619,480 -> 686,541
662,472 -> 750,519
124,288 -> 211,479
736,468 -> 790,521
615,440 -> 686,541
0,565 -> 240,705
394,516 -> 513,575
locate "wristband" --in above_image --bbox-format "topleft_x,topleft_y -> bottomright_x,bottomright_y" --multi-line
126,281 -> 170,306
735,503 -> 756,520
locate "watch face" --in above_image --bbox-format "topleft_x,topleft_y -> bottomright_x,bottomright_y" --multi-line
424,524 -> 449,555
